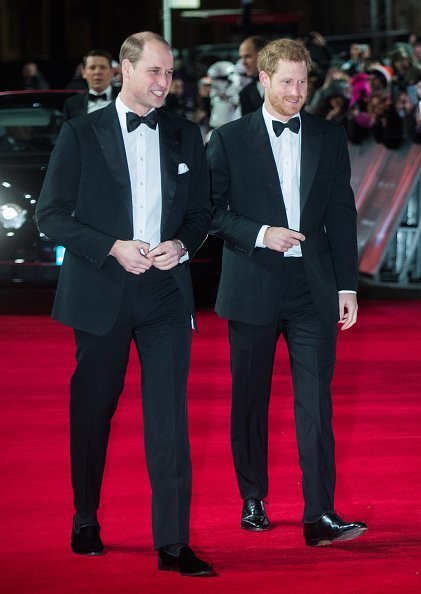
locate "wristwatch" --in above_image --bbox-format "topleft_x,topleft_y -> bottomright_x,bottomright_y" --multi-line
175,239 -> 188,258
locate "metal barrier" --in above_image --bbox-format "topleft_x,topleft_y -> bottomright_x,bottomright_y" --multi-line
350,139 -> 421,290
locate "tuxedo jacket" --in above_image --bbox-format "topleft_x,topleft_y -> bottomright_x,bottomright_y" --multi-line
63,86 -> 120,120
207,108 -> 358,326
239,80 -> 264,116
36,103 -> 210,335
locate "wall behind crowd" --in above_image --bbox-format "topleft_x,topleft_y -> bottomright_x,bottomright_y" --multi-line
1,0 -> 421,89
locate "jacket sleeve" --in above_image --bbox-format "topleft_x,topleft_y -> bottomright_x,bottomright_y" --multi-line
207,128 -> 263,257
35,122 -> 117,270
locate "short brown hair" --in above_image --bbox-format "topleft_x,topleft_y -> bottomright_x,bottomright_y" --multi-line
83,49 -> 113,68
119,31 -> 172,65
257,38 -> 312,77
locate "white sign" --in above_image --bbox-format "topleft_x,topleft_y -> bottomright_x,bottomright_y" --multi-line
170,0 -> 200,8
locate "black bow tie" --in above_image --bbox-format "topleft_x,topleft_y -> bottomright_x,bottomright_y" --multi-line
272,117 -> 300,136
88,93 -> 107,102
126,110 -> 158,132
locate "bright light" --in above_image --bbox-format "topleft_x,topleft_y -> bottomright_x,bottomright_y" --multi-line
2,205 -> 18,220
0,203 -> 27,229
55,245 -> 66,265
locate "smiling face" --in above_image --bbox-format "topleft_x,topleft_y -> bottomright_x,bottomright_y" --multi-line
260,59 -> 308,121
120,39 -> 174,115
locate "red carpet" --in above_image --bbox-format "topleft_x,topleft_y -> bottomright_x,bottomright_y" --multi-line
1,299 -> 421,593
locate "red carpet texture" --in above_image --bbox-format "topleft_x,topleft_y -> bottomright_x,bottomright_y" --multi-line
1,300 -> 421,593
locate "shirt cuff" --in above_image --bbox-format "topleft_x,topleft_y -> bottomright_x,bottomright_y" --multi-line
255,225 -> 270,248
338,290 -> 357,294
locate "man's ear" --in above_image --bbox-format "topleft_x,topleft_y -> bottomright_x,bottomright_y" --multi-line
121,59 -> 132,81
259,71 -> 270,88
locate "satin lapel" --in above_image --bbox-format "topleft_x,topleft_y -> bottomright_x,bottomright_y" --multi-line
92,104 -> 133,226
300,111 -> 322,214
157,110 -> 181,235
242,110 -> 287,220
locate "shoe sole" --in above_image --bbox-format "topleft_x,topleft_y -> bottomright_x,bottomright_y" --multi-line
306,526 -> 368,547
71,549 -> 104,556
334,526 -> 368,542
181,571 -> 217,577
241,524 -> 271,531
158,564 -> 216,577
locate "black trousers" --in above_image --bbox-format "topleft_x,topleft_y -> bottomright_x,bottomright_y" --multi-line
70,268 -> 192,549
228,259 -> 337,522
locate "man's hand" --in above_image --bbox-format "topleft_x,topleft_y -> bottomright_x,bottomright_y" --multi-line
263,227 -> 305,252
339,292 -> 358,330
148,240 -> 182,270
109,239 -> 152,274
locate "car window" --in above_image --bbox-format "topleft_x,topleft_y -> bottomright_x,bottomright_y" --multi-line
0,107 -> 63,154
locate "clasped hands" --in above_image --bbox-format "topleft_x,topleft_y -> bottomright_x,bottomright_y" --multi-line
109,239 -> 183,274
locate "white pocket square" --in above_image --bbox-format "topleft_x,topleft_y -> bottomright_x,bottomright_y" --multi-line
178,163 -> 189,174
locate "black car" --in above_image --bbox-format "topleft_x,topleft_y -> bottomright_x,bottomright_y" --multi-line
0,90 -> 83,283
0,90 -> 221,298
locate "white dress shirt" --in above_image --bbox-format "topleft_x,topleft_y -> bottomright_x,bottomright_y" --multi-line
116,95 -> 162,250
256,105 -> 302,257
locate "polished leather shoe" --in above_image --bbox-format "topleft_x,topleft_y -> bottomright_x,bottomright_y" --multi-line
158,546 -> 215,576
304,510 -> 367,546
241,497 -> 270,531
71,525 -> 104,555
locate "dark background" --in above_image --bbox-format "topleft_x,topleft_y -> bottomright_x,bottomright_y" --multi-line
0,0 -> 419,89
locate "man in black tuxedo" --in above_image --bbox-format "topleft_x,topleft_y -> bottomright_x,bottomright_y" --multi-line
238,36 -> 266,115
207,38 -> 368,546
36,31 -> 214,576
63,49 -> 119,120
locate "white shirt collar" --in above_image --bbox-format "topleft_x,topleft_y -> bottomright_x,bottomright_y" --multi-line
88,86 -> 112,100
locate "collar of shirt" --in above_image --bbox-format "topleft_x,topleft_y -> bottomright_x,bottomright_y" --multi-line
116,94 -> 158,132
262,104 -> 301,139
88,86 -> 112,101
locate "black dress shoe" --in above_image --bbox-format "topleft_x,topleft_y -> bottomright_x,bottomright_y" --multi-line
304,510 -> 367,546
241,497 -> 270,531
71,525 -> 104,555
157,546 -> 215,576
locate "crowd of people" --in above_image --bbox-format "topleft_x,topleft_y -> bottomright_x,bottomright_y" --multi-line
306,35 -> 421,147
163,32 -> 421,147
22,32 -> 421,148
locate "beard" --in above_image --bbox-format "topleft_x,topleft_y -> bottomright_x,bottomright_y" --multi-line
267,89 -> 305,118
